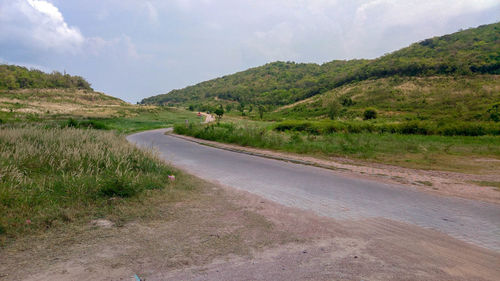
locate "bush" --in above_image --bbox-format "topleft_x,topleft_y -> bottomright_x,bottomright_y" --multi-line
363,108 -> 377,120
397,121 -> 436,135
64,119 -> 109,130
439,122 -> 499,136
274,120 -> 500,136
99,177 -> 138,198
488,103 -> 499,122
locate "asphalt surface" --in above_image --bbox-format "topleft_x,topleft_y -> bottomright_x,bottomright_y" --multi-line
127,129 -> 500,252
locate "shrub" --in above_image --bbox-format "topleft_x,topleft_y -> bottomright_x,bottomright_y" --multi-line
363,108 -> 377,120
325,99 -> 342,120
65,118 -> 78,127
341,97 -> 354,106
398,121 -> 436,135
488,103 -> 499,122
99,177 -> 138,198
64,119 -> 109,130
438,122 -> 499,136
273,120 -> 499,136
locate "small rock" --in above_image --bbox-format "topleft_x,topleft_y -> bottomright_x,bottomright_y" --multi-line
354,256 -> 358,259
302,250 -> 307,254
91,219 -> 114,228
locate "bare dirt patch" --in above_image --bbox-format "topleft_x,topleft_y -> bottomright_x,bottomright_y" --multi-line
171,133 -> 500,204
1,176 -> 498,281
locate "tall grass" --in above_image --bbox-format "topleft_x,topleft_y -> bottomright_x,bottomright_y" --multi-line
0,126 -> 179,240
174,122 -> 500,172
274,120 -> 500,136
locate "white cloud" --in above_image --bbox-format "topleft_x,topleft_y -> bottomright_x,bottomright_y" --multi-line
0,0 -> 84,52
144,1 -> 159,24
0,0 -> 146,61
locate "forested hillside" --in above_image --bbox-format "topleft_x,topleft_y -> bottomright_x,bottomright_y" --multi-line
143,60 -> 368,106
142,22 -> 499,107
0,65 -> 92,90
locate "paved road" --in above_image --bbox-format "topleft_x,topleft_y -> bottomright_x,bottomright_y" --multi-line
128,129 -> 500,251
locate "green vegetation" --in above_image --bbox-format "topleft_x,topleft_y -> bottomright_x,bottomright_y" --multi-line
214,105 -> 224,123
273,120 -> 500,136
472,181 -> 500,190
0,126 -> 191,243
0,88 -> 200,134
142,60 -> 368,106
0,65 -> 92,90
174,122 -> 500,173
165,23 -> 500,174
0,67 -> 205,245
363,108 -> 377,120
77,107 -> 201,134
273,75 -> 500,122
142,22 -> 499,109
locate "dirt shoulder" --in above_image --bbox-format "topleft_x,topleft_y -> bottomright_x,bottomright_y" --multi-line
1,174 -> 498,281
170,133 -> 500,204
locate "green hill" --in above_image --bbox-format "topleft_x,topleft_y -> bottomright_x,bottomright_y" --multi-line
0,64 -> 92,91
142,60 -> 368,106
142,22 -> 500,111
0,65 -> 129,122
274,75 -> 499,122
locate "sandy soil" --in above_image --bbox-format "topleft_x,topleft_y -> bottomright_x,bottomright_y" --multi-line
170,133 -> 500,204
1,180 -> 498,281
200,112 -> 215,123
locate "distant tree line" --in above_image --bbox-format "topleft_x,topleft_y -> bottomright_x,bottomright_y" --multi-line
0,64 -> 92,90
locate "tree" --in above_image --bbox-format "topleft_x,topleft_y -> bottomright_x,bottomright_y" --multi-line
225,104 -> 233,112
363,108 -> 377,120
214,105 -> 224,123
325,99 -> 341,120
258,105 -> 266,119
237,102 -> 245,116
487,103 -> 499,122
341,97 -> 354,107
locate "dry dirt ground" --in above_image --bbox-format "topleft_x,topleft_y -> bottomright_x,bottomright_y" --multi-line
1,177 -> 498,281
170,133 -> 500,205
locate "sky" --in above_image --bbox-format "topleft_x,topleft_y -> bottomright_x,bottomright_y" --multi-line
0,0 -> 499,103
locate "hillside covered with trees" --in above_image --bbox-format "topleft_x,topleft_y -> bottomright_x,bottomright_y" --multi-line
142,22 -> 500,109
0,65 -> 92,90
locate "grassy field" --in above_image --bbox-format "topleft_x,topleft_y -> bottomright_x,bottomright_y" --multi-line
0,87 -> 206,245
0,88 -> 201,134
83,107 -> 202,134
0,126 -> 196,245
174,121 -> 500,174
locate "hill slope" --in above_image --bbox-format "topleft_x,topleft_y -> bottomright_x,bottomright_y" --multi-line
274,75 -> 499,122
0,65 -> 130,121
0,65 -> 92,90
142,60 -> 368,106
142,22 -> 500,108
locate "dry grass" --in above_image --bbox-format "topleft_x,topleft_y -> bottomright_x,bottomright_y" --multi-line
0,88 -> 142,119
0,126 -> 185,244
